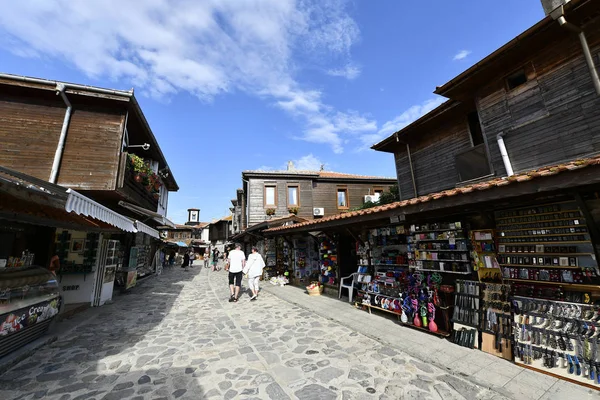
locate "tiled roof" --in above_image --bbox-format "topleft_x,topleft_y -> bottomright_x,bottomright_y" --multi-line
317,171 -> 396,180
242,169 -> 395,180
265,156 -> 600,233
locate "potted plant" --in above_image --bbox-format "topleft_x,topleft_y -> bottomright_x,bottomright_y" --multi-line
266,208 -> 276,216
288,206 -> 299,215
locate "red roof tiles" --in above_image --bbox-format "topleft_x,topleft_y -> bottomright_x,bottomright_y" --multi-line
265,155 -> 600,234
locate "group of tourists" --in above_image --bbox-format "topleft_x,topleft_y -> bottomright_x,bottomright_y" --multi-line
161,243 -> 265,302
225,243 -> 265,302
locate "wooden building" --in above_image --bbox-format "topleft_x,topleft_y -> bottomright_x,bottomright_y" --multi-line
241,166 -> 396,228
0,73 -> 179,223
373,0 -> 600,197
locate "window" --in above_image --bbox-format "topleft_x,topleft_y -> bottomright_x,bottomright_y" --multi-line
287,185 -> 299,206
467,112 -> 485,146
374,188 -> 384,196
337,188 -> 349,209
506,69 -> 528,90
264,185 -> 277,206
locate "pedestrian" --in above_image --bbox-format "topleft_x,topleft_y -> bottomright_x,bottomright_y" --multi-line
227,243 -> 246,302
169,251 -> 175,267
212,248 -> 220,271
243,247 -> 265,301
204,249 -> 210,269
48,244 -> 60,277
190,251 -> 196,268
182,251 -> 190,271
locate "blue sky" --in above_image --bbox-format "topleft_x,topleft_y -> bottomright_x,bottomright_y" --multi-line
0,1 -> 545,224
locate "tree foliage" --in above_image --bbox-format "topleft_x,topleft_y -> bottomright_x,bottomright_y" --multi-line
351,185 -> 400,211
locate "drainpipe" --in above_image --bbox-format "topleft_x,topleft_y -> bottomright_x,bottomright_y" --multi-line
551,9 -> 600,96
496,132 -> 514,177
49,83 -> 72,184
406,143 -> 418,197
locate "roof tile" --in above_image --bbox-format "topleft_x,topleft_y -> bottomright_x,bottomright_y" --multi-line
264,154 -> 600,234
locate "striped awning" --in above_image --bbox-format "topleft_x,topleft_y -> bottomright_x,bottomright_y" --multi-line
65,189 -> 136,232
135,220 -> 159,238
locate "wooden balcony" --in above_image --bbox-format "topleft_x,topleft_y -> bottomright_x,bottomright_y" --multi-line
118,166 -> 159,211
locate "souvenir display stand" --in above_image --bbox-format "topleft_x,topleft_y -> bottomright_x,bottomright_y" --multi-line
292,238 -> 320,286
495,201 -> 600,389
356,241 -> 371,287
408,222 -> 471,275
318,236 -> 338,290
263,238 -> 277,279
481,282 -> 513,360
452,280 -> 481,349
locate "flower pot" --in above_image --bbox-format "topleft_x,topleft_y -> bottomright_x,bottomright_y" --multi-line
134,174 -> 142,183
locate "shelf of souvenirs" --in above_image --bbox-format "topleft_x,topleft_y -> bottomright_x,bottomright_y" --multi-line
498,252 -> 593,256
373,263 -> 410,268
415,268 -> 472,275
409,228 -> 464,234
505,278 -> 600,290
411,237 -> 469,243
411,248 -> 470,253
500,264 -> 581,269
495,209 -> 582,221
497,240 -> 591,246
413,258 -> 471,263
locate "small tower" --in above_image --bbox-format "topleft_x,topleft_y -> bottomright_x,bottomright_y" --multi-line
187,208 -> 200,225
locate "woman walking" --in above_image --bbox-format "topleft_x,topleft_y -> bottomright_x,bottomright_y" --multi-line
182,251 -> 190,271
243,247 -> 265,301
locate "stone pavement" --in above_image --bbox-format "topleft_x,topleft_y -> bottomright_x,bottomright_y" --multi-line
0,266 -> 596,400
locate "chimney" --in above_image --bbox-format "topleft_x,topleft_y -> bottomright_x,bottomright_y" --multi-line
320,164 -> 325,171
287,161 -> 295,171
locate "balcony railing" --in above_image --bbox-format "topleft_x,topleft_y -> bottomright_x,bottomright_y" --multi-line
119,154 -> 162,210
455,144 -> 492,183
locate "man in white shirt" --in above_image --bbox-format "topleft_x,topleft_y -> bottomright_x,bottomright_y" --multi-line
227,243 -> 246,302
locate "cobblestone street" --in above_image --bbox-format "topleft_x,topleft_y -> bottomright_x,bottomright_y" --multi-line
0,266 -> 595,400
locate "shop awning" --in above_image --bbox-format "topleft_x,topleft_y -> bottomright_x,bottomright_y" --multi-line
66,189 -> 136,232
0,166 -> 139,233
175,241 -> 188,247
134,220 -> 160,238
118,200 -> 176,228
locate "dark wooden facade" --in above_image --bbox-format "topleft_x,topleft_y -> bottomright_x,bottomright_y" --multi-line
242,171 -> 396,227
0,76 -> 178,216
375,1 -> 600,199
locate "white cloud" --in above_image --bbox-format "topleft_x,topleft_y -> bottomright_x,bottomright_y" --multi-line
0,0 -> 364,153
326,64 -> 361,80
357,97 -> 447,150
258,153 -> 326,172
453,50 -> 471,61
293,154 -> 325,171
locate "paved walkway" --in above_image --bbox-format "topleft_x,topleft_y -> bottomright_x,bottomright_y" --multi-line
0,266 -> 596,399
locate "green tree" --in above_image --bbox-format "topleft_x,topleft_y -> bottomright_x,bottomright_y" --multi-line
351,185 -> 400,211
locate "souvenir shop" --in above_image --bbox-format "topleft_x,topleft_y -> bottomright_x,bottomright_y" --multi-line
265,189 -> 600,390
0,168 -> 160,358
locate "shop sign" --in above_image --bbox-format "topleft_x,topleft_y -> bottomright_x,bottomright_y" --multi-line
103,266 -> 116,284
0,298 -> 60,338
62,285 -> 80,291
126,270 -> 137,289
